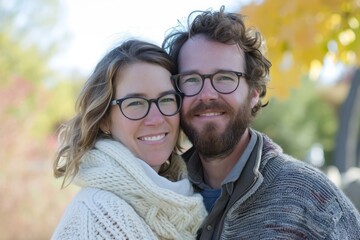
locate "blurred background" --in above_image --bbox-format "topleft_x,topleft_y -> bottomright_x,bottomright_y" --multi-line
1,0 -> 359,239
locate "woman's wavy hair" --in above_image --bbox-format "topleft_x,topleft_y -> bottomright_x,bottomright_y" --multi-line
162,6 -> 272,116
53,39 -> 177,187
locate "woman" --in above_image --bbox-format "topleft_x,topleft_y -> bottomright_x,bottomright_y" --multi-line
52,39 -> 207,240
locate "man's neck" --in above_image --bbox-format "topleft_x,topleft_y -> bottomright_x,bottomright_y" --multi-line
200,129 -> 250,189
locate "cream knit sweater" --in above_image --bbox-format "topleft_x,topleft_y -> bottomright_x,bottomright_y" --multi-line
52,139 -> 207,240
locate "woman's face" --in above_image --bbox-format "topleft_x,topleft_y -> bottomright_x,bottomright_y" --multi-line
104,62 -> 179,172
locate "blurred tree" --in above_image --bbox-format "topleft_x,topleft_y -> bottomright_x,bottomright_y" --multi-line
0,0 -> 79,137
253,78 -> 338,164
0,0 -> 81,239
0,0 -> 67,84
242,0 -> 360,99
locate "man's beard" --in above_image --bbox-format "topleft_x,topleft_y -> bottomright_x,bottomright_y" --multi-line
181,97 -> 253,159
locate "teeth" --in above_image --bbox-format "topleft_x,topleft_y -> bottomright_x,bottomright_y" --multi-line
200,112 -> 221,117
141,134 -> 165,141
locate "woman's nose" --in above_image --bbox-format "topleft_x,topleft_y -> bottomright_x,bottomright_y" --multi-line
143,103 -> 165,125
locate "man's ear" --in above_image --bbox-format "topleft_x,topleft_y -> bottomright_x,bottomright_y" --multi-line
250,87 -> 260,109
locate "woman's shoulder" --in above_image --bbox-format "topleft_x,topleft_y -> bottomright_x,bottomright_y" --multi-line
67,188 -> 145,220
76,187 -> 127,202
51,188 -> 157,240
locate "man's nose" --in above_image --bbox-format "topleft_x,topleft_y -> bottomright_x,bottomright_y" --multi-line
197,78 -> 218,101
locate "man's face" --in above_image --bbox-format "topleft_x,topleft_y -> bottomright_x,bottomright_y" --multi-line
177,34 -> 259,158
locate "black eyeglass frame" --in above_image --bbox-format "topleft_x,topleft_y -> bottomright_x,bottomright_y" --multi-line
110,91 -> 183,120
171,70 -> 249,97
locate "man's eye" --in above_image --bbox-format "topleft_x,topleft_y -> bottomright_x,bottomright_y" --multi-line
214,74 -> 236,82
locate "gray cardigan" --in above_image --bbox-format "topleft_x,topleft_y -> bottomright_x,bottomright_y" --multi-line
185,130 -> 360,239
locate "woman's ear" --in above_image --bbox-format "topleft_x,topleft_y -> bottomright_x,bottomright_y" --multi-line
99,115 -> 111,134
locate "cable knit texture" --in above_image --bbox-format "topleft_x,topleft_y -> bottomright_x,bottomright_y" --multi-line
193,130 -> 360,239
52,139 -> 207,240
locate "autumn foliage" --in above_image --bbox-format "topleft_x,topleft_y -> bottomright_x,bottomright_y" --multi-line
242,0 -> 360,99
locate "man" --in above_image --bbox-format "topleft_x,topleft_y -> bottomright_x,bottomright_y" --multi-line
162,6 -> 360,239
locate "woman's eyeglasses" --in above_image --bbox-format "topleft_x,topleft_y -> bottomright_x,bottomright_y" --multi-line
111,91 -> 182,120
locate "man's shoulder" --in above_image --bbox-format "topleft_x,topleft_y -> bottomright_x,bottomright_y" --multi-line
259,154 -> 347,205
265,154 -> 331,185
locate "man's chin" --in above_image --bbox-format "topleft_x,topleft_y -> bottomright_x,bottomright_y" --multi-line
191,124 -> 222,144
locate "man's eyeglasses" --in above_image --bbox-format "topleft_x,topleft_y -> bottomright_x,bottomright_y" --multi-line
171,70 -> 249,97
111,92 -> 182,120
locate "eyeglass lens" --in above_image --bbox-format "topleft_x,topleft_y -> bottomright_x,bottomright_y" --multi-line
177,71 -> 240,96
120,93 -> 180,120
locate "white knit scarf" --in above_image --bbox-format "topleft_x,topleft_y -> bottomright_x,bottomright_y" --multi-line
74,139 -> 207,240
